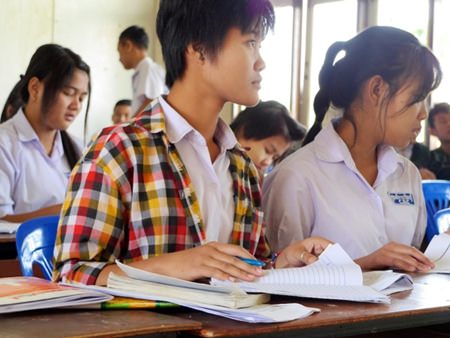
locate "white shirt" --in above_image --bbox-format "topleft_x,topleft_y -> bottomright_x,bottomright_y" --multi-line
0,109 -> 83,217
132,57 -> 166,115
159,97 -> 236,243
262,122 -> 426,259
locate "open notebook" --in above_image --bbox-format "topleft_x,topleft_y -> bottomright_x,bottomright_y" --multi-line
212,244 -> 413,303
69,262 -> 319,323
424,233 -> 450,273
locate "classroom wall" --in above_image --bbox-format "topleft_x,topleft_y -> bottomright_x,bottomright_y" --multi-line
0,0 -> 162,142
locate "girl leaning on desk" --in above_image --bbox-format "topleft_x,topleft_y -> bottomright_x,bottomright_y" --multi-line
0,44 -> 90,223
263,26 -> 441,273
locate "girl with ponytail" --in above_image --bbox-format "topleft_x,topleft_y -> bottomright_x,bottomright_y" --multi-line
263,26 -> 441,272
0,44 -> 90,223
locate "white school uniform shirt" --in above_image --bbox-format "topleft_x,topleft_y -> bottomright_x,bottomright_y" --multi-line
159,97 -> 235,243
262,121 -> 426,259
0,109 -> 83,218
132,57 -> 167,115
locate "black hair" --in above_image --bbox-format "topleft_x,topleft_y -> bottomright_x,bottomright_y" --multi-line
302,26 -> 442,146
428,102 -> 450,128
114,99 -> 132,109
230,100 -> 305,142
1,80 -> 23,123
12,44 -> 90,169
119,25 -> 149,50
156,0 -> 275,88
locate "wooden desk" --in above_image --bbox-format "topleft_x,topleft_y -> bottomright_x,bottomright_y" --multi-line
180,273 -> 450,338
0,309 -> 202,338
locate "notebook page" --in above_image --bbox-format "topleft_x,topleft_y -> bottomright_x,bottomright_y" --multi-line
250,263 -> 362,286
316,243 -> 355,266
363,271 -> 413,294
424,233 -> 450,272
116,260 -> 244,294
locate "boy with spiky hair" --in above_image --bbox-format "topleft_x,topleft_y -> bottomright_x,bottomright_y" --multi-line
54,0 -> 329,285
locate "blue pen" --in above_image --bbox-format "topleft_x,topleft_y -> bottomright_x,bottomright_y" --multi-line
237,257 -> 266,267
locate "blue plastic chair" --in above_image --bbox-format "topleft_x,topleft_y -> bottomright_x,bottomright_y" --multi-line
15,215 -> 59,280
422,180 -> 450,243
433,207 -> 450,235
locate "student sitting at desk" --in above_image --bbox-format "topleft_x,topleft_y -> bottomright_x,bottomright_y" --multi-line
0,44 -> 90,223
263,26 -> 440,272
230,100 -> 305,179
53,0 -> 330,286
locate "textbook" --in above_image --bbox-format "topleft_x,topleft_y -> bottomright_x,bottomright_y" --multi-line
212,244 -> 413,304
0,276 -> 113,314
107,272 -> 269,309
70,262 -> 319,323
424,232 -> 450,273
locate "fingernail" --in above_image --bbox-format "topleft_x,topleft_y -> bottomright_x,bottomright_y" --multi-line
228,276 -> 236,282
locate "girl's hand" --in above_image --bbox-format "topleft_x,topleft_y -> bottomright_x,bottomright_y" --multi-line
275,236 -> 332,268
355,241 -> 434,272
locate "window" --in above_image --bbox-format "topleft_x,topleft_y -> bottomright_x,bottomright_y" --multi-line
259,4 -> 295,112
377,0 -> 429,44
307,0 -> 357,126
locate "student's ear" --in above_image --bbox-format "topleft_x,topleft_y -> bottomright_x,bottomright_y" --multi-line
367,75 -> 389,107
27,77 -> 42,103
186,44 -> 206,64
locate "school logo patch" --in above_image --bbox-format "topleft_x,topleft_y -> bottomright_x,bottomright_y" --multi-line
388,192 -> 415,205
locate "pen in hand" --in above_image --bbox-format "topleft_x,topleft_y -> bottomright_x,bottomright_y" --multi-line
236,257 -> 266,267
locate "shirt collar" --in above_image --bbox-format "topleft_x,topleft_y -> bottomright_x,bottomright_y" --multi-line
12,108 -> 64,159
313,120 -> 404,181
13,108 -> 40,143
158,96 -> 237,151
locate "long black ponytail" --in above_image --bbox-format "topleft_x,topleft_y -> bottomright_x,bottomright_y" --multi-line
302,26 -> 442,147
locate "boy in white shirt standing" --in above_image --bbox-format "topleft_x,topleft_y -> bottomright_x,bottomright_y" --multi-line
118,25 -> 166,116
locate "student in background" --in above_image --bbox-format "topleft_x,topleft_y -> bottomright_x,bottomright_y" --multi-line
1,81 -> 23,123
230,100 -> 305,178
0,44 -> 90,223
54,0 -> 330,286
118,25 -> 166,116
111,99 -> 132,125
263,26 -> 441,272
429,103 -> 450,179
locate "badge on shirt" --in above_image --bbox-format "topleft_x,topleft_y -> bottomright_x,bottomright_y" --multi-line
388,192 -> 415,205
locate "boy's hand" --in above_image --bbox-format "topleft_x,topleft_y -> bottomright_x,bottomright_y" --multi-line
143,242 -> 264,282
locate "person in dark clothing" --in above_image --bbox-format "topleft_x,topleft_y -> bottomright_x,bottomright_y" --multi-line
429,103 -> 450,179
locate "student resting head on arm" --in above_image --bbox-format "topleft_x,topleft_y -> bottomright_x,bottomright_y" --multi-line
263,26 -> 441,273
53,0 -> 331,286
230,100 -> 305,179
0,44 -> 90,223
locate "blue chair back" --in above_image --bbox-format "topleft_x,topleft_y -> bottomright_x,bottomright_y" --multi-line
433,207 -> 450,235
15,215 -> 59,280
422,180 -> 450,243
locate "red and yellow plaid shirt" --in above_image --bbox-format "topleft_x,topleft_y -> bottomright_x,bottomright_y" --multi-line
53,101 -> 271,284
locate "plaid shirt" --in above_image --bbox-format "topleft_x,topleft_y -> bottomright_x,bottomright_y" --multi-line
53,100 -> 271,284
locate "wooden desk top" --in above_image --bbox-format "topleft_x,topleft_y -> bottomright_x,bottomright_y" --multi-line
180,273 -> 450,338
0,309 -> 202,338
